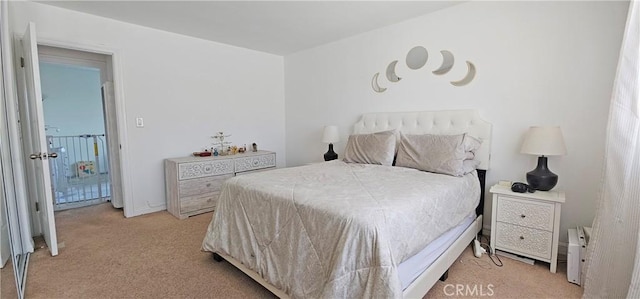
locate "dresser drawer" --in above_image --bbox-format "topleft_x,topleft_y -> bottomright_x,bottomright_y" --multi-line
235,153 -> 276,173
178,159 -> 234,180
180,193 -> 217,214
178,174 -> 232,214
495,222 -> 553,260
497,196 -> 554,231
179,174 -> 232,197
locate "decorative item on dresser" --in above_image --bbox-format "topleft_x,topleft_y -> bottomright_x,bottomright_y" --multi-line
164,150 -> 276,219
520,126 -> 567,191
321,125 -> 339,161
211,131 -> 232,155
489,184 -> 565,273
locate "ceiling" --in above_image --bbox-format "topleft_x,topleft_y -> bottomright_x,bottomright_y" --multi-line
38,1 -> 462,55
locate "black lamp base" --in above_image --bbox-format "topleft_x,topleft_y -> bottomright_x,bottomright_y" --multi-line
324,143 -> 338,161
526,156 -> 558,191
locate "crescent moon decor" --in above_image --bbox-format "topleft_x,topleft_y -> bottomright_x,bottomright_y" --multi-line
432,50 -> 455,75
450,61 -> 476,86
371,72 -> 387,93
371,46 -> 476,92
385,60 -> 402,82
406,46 -> 428,70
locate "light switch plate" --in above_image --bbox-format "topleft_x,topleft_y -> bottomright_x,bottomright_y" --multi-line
136,117 -> 144,128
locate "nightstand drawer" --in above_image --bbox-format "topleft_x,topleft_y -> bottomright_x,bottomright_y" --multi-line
497,196 -> 554,231
495,222 -> 553,260
179,174 -> 233,197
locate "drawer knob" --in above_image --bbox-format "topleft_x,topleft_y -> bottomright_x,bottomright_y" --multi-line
519,236 -> 525,240
520,214 -> 526,218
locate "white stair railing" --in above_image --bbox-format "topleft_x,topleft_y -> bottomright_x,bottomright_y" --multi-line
46,134 -> 111,210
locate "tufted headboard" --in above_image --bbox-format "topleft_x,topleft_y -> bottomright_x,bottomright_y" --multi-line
352,110 -> 492,170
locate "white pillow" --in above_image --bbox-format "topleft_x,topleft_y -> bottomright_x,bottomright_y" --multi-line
463,134 -> 482,153
342,130 -> 396,166
465,151 -> 475,160
395,133 -> 467,176
463,159 -> 481,174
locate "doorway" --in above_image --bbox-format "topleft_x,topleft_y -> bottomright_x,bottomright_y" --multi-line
39,61 -> 111,210
5,21 -> 133,298
36,45 -> 122,212
14,23 -> 131,261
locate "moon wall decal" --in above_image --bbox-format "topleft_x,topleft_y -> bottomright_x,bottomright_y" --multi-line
386,60 -> 401,82
406,46 -> 428,70
450,61 -> 476,86
432,50 -> 455,75
371,72 -> 387,93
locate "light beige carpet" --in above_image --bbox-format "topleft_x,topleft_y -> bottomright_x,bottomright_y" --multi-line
1,203 -> 582,298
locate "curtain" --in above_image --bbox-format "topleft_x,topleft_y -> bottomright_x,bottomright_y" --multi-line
582,1 -> 640,298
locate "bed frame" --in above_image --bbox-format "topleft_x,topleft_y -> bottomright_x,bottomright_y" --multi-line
213,110 -> 492,298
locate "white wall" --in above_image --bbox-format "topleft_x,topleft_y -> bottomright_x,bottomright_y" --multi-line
40,63 -> 109,176
284,1 -> 628,241
10,1 -> 286,217
40,62 -> 105,137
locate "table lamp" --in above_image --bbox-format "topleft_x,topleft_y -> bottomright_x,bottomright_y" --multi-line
322,125 -> 339,161
520,126 -> 567,191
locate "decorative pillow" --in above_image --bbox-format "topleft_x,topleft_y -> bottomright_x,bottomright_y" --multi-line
463,159 -> 481,174
465,151 -> 475,160
395,133 -> 467,177
343,130 -> 396,166
463,134 -> 482,153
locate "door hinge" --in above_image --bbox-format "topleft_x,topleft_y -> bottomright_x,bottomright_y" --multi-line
35,202 -> 40,212
20,57 -> 25,68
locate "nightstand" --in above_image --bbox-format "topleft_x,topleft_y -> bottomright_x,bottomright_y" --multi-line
489,184 -> 565,273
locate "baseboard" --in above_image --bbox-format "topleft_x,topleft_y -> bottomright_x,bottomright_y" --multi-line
482,225 -> 569,259
129,205 -> 166,218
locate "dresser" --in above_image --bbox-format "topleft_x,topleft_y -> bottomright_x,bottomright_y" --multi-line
165,150 -> 276,219
489,184 -> 565,273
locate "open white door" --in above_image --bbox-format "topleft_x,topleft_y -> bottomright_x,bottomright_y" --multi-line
20,22 -> 58,256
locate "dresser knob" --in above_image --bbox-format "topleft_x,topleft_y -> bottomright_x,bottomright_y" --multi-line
519,236 -> 525,240
520,214 -> 526,218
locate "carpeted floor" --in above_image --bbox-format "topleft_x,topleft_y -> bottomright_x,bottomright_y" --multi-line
1,203 -> 583,298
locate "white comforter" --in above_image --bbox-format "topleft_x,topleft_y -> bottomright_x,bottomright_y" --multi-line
202,161 -> 479,298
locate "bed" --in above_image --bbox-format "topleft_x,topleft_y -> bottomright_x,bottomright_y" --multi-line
202,110 -> 492,298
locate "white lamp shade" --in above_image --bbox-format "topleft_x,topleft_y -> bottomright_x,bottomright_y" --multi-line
520,126 -> 567,156
322,126 -> 340,144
